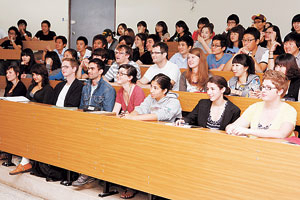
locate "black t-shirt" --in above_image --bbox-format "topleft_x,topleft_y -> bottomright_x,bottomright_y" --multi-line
139,51 -> 153,65
35,30 -> 56,41
20,30 -> 32,41
1,39 -> 23,49
107,49 -> 115,61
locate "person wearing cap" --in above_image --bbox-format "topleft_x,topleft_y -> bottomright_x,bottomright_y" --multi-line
17,19 -> 32,41
103,29 -> 118,51
252,14 -> 266,33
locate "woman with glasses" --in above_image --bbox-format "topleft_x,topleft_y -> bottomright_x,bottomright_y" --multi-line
226,70 -> 296,138
112,64 -> 145,116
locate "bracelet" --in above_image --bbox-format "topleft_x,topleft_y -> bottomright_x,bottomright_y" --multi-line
269,57 -> 274,59
23,33 -> 27,36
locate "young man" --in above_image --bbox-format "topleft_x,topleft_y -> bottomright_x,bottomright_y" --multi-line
207,34 -> 232,71
138,42 -> 181,90
76,36 -> 91,61
170,35 -> 194,68
53,58 -> 83,107
136,34 -> 160,65
17,19 -> 32,41
92,34 -> 115,64
283,32 -> 300,67
34,20 -> 56,41
104,44 -> 141,82
224,27 -> 269,72
251,14 -> 266,33
43,35 -> 67,62
102,29 -> 118,51
118,35 -> 134,47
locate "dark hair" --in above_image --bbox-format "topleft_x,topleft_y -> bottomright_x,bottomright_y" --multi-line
176,20 -> 190,34
151,73 -> 172,94
137,21 -> 149,34
125,28 -> 135,38
212,34 -> 227,48
116,44 -> 133,60
284,32 -> 300,48
7,65 -> 21,80
77,36 -> 88,46
41,20 -> 51,28
45,51 -> 61,71
178,36 -> 194,47
227,14 -> 240,24
17,19 -> 27,27
197,17 -> 210,28
55,35 -> 67,45
21,48 -> 36,69
202,23 -> 214,34
155,21 -> 168,36
227,25 -> 245,48
244,27 -> 260,41
232,54 -> 255,75
266,25 -> 283,44
208,75 -> 231,96
135,33 -> 147,44
65,48 -> 79,61
147,34 -> 161,44
89,58 -> 105,71
8,26 -> 20,38
119,64 -> 138,84
92,48 -> 109,62
92,34 -> 108,49
30,64 -> 49,87
153,42 -> 168,55
119,35 -> 134,47
117,23 -> 127,36
291,14 -> 300,32
275,53 -> 300,80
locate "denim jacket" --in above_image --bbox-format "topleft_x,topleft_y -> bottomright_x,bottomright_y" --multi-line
79,77 -> 116,111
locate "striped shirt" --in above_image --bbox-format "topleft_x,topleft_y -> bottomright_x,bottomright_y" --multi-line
104,61 -> 141,82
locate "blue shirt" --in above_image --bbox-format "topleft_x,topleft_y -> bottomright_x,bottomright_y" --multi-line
169,52 -> 188,69
225,46 -> 239,54
207,53 -> 232,70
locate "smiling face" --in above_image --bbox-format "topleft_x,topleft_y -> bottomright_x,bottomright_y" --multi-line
55,39 -> 65,51
87,62 -> 102,80
284,41 -> 299,56
201,27 -> 212,40
151,46 -> 166,64
206,82 -> 224,102
118,25 -> 125,36
293,21 -> 300,33
187,53 -> 200,69
176,26 -> 184,35
146,38 -> 155,51
178,41 -> 190,55
32,73 -> 43,84
22,55 -> 30,64
232,63 -> 248,77
134,36 -> 144,48
41,23 -> 49,33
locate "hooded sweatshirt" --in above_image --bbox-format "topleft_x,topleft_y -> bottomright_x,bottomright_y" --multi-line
135,92 -> 182,122
228,74 -> 260,97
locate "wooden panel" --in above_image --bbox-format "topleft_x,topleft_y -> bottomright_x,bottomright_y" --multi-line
22,40 -> 56,51
165,41 -> 178,58
0,49 -> 21,60
1,101 -> 300,199
211,71 -> 264,82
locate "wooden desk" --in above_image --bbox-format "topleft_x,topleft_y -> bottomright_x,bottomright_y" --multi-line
0,49 -> 21,60
1,101 -> 300,199
22,40 -> 56,51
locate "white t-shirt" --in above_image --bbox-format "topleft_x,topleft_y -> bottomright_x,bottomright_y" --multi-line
143,61 -> 181,91
56,84 -> 71,107
255,46 -> 269,64
89,84 -> 98,105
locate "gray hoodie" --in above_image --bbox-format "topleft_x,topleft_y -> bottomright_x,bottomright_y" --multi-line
135,92 -> 182,122
228,74 -> 260,97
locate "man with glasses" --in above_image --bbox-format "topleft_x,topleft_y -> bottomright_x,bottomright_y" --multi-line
207,34 -> 232,70
251,14 -> 266,33
138,42 -> 181,90
104,44 -> 141,82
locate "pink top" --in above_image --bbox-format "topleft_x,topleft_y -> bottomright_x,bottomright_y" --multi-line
116,85 -> 145,113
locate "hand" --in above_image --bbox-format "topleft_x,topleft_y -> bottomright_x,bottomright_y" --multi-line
45,58 -> 53,65
226,125 -> 249,136
238,47 -> 250,55
122,114 -> 135,120
21,74 -> 27,79
269,41 -> 281,52
197,35 -> 205,44
175,119 -> 186,126
249,90 -> 262,99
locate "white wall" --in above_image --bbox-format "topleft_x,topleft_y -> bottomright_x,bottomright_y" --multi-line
0,0 -> 299,42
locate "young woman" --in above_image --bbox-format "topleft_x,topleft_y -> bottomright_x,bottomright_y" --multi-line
194,23 -> 214,54
228,54 -> 260,97
179,48 -> 209,92
20,48 -> 36,78
225,25 -> 245,54
226,70 -> 296,138
176,75 -> 240,130
4,65 -> 27,97
45,51 -> 61,76
192,17 -> 210,42
132,33 -> 147,62
116,23 -> 127,40
274,53 -> 300,101
124,28 -> 135,40
155,21 -> 170,42
137,21 -> 149,34
169,20 -> 191,42
261,25 -> 284,55
112,64 -> 145,115
291,14 -> 300,34
123,73 -> 182,122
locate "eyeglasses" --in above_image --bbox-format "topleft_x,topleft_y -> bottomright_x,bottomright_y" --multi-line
259,85 -> 277,91
62,65 -> 71,69
115,51 -> 126,55
253,21 -> 263,24
242,39 -> 255,43
117,72 -> 128,76
211,44 -> 221,48
151,52 -> 163,55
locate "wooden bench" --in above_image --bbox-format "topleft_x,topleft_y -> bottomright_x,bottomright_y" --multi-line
0,49 -> 21,60
1,100 -> 300,199
22,40 -> 56,51
165,41 -> 178,58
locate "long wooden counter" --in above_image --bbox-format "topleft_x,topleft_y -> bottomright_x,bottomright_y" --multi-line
0,101 -> 300,199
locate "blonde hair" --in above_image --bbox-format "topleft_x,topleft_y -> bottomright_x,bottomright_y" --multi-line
262,70 -> 289,98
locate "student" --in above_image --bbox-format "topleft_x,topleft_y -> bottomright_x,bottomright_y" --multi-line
118,35 -> 134,47
113,64 -> 145,115
4,65 -> 27,97
176,75 -> 240,130
124,73 -> 182,122
124,28 -> 135,40
92,34 -> 115,64
155,21 -> 170,42
224,27 -> 269,72
42,35 -> 67,63
76,36 -> 91,61
53,58 -> 83,107
20,48 -> 36,78
138,42 -> 181,90
170,35 -> 193,68
207,34 -> 232,71
17,19 -> 32,41
116,23 -> 127,40
192,17 -> 210,42
194,23 -> 214,54
137,21 -> 149,34
283,32 -> 300,67
291,14 -> 300,34
104,45 -> 141,82
228,54 -> 260,97
34,20 -> 56,41
226,70 -> 296,138
261,25 -> 284,55
223,14 -> 240,35
136,34 -> 160,65
225,25 -> 245,54
251,14 -> 266,33
45,51 -> 61,76
132,33 -> 147,62
103,29 -> 118,51
179,48 -> 209,92
169,20 -> 191,42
